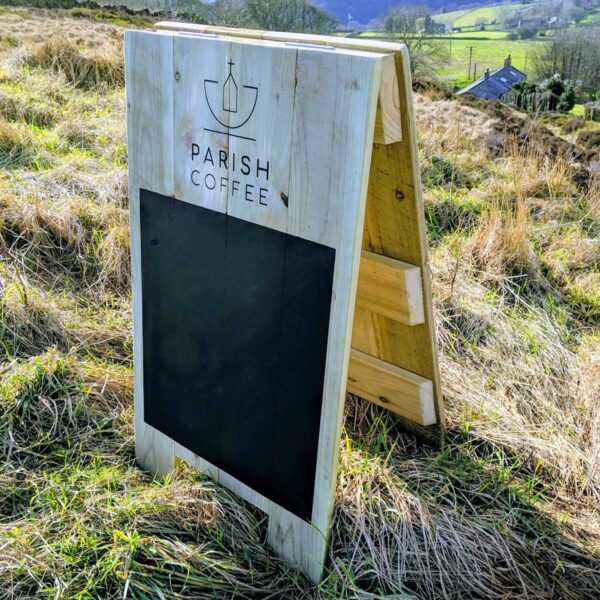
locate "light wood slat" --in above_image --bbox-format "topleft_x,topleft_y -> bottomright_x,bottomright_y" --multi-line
125,30 -> 176,476
357,250 -> 424,325
374,54 -> 402,145
173,35 -> 232,212
353,47 -> 445,439
226,40 -> 297,232
348,349 -> 436,426
268,44 -> 383,584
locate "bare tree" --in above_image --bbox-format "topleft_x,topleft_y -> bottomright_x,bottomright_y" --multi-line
245,0 -> 338,33
384,4 -> 448,77
208,0 -> 253,27
151,0 -> 210,21
532,27 -> 600,99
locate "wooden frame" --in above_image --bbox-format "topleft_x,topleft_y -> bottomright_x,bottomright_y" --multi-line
126,23 -> 444,584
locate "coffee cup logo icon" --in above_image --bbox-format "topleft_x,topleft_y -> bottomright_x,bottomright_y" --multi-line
204,61 -> 258,140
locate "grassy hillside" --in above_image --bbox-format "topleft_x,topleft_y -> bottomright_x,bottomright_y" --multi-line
440,37 -> 542,88
433,3 -> 529,27
355,32 -> 542,89
0,7 -> 599,599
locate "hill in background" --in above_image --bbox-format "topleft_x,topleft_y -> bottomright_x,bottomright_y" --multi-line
316,1 -> 509,25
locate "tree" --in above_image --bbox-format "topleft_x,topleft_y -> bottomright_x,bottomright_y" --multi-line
208,0 -> 253,28
384,4 -> 449,77
532,27 -> 600,100
557,85 -> 576,112
152,0 -> 210,21
245,0 -> 338,33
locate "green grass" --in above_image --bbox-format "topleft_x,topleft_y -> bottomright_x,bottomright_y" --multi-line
448,30 -> 510,39
436,38 -> 545,88
433,4 -> 528,28
581,8 -> 600,25
354,31 -> 544,89
358,30 -> 511,40
431,8 -> 473,25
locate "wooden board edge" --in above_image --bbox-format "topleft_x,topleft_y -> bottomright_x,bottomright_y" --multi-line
394,45 -> 446,434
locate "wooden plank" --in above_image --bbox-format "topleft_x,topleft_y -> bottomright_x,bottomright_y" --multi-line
125,30 -> 176,476
156,22 -> 401,146
226,40 -> 297,232
374,54 -> 402,145
173,35 -> 232,212
357,250 -> 424,325
267,44 -> 383,583
347,349 -> 436,426
353,47 -> 445,437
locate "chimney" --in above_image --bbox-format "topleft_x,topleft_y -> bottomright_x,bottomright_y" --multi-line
504,55 -> 512,68
485,68 -> 490,79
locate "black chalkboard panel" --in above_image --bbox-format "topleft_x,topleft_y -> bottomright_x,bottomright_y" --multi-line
140,189 -> 335,520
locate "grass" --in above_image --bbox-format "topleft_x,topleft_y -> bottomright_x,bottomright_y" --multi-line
0,6 -> 599,599
437,38 -> 544,89
358,30 -> 511,40
432,4 -> 528,28
447,30 -> 510,39
581,7 -> 600,25
354,33 -> 543,89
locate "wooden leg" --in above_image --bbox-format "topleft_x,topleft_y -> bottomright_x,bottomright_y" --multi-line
136,423 -> 175,479
267,509 -> 329,585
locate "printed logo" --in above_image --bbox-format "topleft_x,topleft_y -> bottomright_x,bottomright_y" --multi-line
203,61 -> 258,141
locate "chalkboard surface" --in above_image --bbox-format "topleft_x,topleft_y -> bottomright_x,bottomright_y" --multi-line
140,189 -> 335,520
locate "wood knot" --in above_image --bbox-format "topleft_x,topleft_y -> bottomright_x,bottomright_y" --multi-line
379,396 -> 390,404
280,192 -> 289,207
174,71 -> 181,82
395,189 -> 405,201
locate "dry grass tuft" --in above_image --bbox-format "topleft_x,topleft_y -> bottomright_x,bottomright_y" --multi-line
0,190 -> 130,291
331,401 -> 600,599
0,118 -> 50,169
27,37 -> 124,90
0,89 -> 58,127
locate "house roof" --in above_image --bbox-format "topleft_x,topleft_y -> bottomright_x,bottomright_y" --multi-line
458,63 -> 527,100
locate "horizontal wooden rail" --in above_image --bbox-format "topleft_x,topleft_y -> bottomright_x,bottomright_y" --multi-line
347,349 -> 436,426
356,251 -> 424,325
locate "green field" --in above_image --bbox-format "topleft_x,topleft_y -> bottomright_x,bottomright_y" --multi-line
358,31 -> 508,42
433,3 -> 528,27
444,30 -> 510,39
431,8 -> 473,24
438,37 -> 545,89
570,104 -> 585,116
354,31 -> 545,90
581,7 -> 600,24
357,30 -> 511,40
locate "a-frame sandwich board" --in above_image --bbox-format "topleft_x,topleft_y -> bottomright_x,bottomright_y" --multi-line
126,23 -> 444,584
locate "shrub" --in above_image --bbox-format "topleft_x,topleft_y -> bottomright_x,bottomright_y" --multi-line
557,85 -> 576,113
